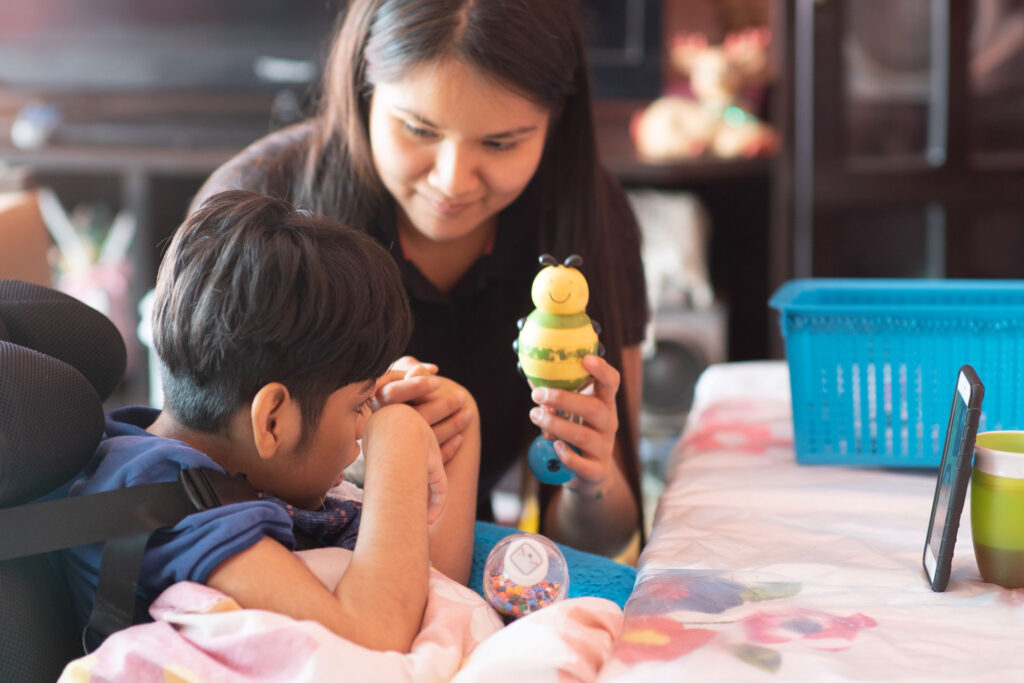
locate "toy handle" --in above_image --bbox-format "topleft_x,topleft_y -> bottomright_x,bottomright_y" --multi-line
528,408 -> 584,485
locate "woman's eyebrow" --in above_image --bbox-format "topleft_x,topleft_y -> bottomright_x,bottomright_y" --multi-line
484,126 -> 538,139
394,106 -> 439,127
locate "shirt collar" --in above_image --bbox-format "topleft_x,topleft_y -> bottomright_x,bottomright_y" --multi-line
380,204 -> 537,303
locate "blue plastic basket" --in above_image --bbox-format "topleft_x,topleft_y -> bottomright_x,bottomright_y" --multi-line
770,279 -> 1024,467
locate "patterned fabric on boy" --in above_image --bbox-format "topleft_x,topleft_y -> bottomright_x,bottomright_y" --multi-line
262,492 -> 362,551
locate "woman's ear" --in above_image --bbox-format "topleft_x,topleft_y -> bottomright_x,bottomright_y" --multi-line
251,382 -> 301,461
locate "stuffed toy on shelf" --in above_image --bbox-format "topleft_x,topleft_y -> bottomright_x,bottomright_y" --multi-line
631,27 -> 778,161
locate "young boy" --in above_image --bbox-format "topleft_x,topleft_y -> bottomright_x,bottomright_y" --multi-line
62,190 -> 480,653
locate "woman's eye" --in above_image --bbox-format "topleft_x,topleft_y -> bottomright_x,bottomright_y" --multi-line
403,121 -> 437,139
356,399 -> 371,414
483,139 -> 517,151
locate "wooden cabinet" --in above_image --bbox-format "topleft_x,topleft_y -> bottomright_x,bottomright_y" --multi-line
772,0 -> 1024,290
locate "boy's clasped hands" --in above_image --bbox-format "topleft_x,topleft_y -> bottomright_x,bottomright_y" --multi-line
364,356 -> 475,523
372,353 -> 622,501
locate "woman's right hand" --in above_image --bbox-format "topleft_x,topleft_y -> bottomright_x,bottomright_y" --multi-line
372,356 -> 475,462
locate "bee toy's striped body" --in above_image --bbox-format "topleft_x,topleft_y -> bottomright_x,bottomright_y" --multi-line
516,309 -> 598,390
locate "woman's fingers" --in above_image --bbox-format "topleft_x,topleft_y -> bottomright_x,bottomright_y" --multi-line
553,440 -> 602,480
387,382 -> 471,461
374,368 -> 475,468
530,387 -> 616,433
582,354 -> 620,403
529,406 -> 600,454
438,433 -> 464,464
430,404 -> 474,442
373,369 -> 406,392
404,363 -> 437,379
375,375 -> 440,405
527,354 -> 622,489
391,355 -> 438,377
414,389 -> 468,425
373,358 -> 445,407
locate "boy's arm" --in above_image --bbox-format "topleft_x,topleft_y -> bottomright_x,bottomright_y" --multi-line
424,377 -> 480,585
207,536 -> 423,650
371,366 -> 480,584
207,403 -> 433,653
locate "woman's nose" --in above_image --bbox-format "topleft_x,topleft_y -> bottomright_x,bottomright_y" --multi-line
429,140 -> 480,197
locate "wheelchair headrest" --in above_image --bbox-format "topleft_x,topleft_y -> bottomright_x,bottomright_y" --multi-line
0,280 -> 127,507
0,280 -> 126,402
0,343 -> 105,506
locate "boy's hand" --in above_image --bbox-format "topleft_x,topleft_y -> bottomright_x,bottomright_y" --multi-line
372,356 -> 475,463
425,433 -> 447,525
363,403 -> 448,524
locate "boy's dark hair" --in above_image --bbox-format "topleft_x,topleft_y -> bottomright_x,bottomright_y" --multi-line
152,189 -> 412,440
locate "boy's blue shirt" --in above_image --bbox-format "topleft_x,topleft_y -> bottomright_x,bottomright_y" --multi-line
61,406 -> 359,628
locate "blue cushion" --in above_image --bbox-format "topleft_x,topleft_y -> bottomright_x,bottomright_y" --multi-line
468,521 -> 636,609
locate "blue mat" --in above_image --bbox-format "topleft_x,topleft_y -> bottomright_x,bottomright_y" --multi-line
468,521 -> 636,609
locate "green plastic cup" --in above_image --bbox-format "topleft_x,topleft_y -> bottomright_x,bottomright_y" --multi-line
972,431 -> 1024,589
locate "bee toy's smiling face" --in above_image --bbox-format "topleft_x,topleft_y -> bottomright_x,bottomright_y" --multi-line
531,265 -> 589,315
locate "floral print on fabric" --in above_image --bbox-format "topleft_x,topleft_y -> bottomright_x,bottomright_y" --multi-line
615,570 -> 876,672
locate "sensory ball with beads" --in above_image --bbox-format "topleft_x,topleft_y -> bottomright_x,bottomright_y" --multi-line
482,532 -> 569,620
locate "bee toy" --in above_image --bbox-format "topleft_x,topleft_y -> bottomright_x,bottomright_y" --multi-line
513,254 -> 602,484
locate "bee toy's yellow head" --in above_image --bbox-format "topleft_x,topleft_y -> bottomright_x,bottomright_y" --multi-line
516,254 -> 599,390
531,254 -> 589,315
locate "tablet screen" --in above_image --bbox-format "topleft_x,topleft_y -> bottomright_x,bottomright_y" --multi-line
927,373 -> 970,564
923,367 -> 982,591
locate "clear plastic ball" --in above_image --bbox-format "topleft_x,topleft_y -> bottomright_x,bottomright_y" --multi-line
482,532 -> 569,620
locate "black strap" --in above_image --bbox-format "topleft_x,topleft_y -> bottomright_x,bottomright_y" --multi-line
0,469 -> 258,648
0,483 -> 188,561
86,470 -> 259,644
84,478 -> 198,644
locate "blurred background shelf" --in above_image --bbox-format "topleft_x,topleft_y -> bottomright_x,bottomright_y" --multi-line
0,0 -> 781,416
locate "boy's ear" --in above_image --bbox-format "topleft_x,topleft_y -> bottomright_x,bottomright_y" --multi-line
250,382 -> 301,460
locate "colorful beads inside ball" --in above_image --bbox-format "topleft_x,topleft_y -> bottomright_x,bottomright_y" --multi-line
516,259 -> 598,390
482,533 -> 569,620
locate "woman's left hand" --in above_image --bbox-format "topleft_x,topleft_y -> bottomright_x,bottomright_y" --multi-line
528,354 -> 620,496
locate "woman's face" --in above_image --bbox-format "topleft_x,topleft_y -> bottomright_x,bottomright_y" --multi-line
368,58 -> 551,244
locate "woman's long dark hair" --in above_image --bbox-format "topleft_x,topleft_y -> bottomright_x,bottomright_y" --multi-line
297,0 -> 645,544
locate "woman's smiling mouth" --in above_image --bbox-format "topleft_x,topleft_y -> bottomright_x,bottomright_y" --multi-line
422,195 -> 473,217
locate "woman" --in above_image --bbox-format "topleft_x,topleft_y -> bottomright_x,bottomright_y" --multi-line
193,0 -> 649,557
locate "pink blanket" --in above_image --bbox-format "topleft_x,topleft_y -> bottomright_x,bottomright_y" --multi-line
60,547 -> 623,682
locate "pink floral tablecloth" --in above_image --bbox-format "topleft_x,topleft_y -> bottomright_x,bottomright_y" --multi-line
601,361 -> 1024,682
